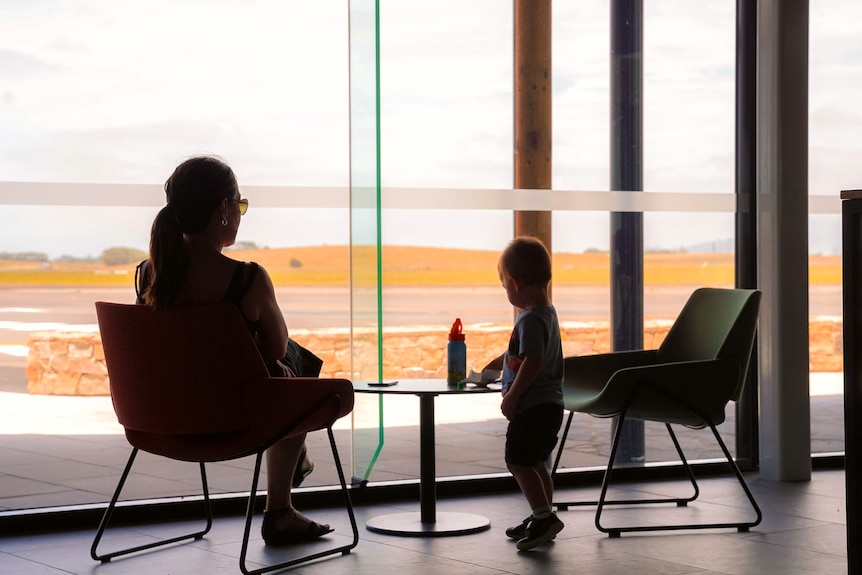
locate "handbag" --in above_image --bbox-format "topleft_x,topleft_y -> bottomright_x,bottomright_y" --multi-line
268,339 -> 323,378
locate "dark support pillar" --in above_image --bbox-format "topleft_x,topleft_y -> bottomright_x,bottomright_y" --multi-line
610,0 -> 644,463
734,0 -> 759,470
514,1 -> 552,274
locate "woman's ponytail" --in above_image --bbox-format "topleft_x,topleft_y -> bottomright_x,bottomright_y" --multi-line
143,205 -> 188,309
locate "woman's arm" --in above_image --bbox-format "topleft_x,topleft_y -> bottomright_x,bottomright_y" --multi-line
134,260 -> 150,305
241,265 -> 288,361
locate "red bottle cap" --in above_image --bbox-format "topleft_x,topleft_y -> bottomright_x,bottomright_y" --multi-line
449,318 -> 465,342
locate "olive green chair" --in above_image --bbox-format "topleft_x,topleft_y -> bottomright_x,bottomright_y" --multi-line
551,287 -> 763,537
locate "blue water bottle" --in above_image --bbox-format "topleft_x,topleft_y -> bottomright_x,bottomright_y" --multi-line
447,318 -> 466,386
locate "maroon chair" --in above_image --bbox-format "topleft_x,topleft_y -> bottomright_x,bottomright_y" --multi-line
90,301 -> 357,575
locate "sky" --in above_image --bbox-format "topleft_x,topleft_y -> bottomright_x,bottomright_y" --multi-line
0,0 -> 860,259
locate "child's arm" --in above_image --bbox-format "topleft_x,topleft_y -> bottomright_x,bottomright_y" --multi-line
483,353 -> 505,372
500,354 -> 542,419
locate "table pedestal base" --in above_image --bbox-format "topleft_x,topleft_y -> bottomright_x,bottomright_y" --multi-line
365,511 -> 490,537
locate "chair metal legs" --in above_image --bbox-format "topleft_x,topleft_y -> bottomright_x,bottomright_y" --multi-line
91,447 -> 213,562
238,424 -> 359,575
552,411 -> 763,537
92,425 -> 358,573
553,414 -> 698,512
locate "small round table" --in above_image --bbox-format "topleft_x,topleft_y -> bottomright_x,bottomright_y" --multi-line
354,379 -> 500,536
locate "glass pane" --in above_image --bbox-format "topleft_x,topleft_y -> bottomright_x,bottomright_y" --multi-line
2,0 -> 800,521
0,1 -> 352,513
552,1 -> 737,470
362,1 -> 514,482
349,0 -> 384,483
809,0 -> 861,455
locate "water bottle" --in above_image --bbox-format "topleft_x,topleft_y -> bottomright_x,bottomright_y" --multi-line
447,318 -> 466,386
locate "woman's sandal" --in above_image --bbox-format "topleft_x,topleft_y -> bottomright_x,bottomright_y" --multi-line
292,445 -> 314,488
261,507 -> 333,546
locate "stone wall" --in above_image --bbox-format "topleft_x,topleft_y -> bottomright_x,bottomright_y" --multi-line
26,332 -> 108,395
26,317 -> 844,395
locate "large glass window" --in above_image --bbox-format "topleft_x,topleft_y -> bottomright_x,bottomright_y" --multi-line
3,0 -> 850,521
552,1 -> 738,468
809,0 -> 862,455
0,1 -> 353,513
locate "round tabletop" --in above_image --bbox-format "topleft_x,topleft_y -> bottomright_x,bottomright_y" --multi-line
353,378 -> 501,396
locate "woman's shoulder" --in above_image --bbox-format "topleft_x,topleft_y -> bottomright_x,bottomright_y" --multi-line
238,260 -> 270,284
241,260 -> 279,287
235,259 -> 259,273
223,260 -> 261,304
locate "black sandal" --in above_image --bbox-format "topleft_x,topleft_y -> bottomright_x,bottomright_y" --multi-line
292,444 -> 314,488
261,507 -> 333,546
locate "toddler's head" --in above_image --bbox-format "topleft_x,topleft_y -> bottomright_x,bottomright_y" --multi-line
498,236 -> 552,287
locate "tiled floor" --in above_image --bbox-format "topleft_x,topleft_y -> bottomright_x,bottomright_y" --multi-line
0,469 -> 848,574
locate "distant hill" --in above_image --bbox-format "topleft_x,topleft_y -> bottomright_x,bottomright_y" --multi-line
0,251 -> 49,262
0,245 -> 840,286
684,238 -> 735,254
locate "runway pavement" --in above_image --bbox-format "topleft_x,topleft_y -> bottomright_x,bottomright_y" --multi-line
0,284 -> 842,348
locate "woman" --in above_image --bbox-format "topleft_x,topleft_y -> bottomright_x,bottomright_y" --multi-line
136,155 -> 327,545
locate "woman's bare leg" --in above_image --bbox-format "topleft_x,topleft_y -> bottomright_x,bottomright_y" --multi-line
264,433 -> 305,511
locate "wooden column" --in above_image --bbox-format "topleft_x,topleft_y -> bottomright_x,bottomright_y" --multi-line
514,1 -> 552,259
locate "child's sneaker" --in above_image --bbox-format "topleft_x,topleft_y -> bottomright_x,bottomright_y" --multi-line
505,516 -> 532,540
516,513 -> 564,550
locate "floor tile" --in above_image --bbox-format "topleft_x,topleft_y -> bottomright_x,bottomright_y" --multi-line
0,471 -> 851,575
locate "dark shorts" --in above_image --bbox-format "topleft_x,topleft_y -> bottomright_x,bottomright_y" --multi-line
505,403 -> 564,467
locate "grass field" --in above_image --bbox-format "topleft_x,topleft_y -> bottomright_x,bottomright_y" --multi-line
0,246 -> 842,287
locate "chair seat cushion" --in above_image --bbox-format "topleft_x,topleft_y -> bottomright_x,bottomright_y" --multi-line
577,359 -> 739,427
125,378 -> 354,462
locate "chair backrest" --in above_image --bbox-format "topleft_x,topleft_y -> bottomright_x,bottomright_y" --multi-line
656,288 -> 761,401
95,301 -> 269,435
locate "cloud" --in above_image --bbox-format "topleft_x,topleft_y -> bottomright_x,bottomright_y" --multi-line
0,49 -> 55,77
0,0 -> 858,257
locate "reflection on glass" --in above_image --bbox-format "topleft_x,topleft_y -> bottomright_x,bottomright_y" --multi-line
349,0 -> 384,483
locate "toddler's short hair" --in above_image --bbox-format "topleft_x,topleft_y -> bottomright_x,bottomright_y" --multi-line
499,236 -> 552,287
